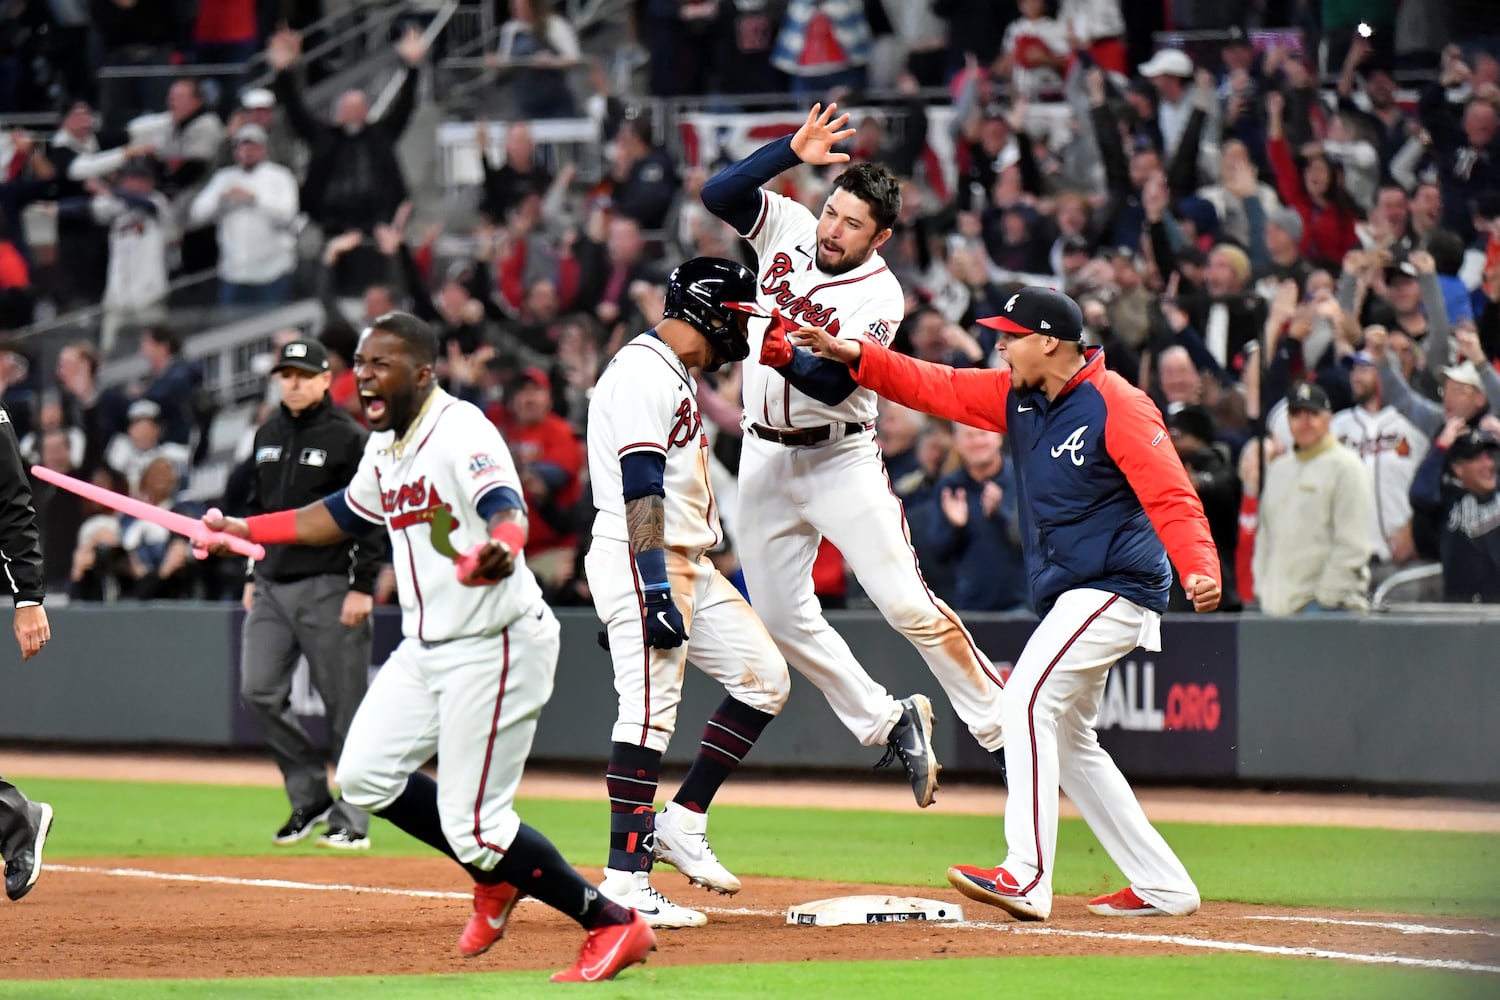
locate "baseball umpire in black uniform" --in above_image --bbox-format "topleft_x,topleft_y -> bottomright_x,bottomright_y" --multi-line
0,401 -> 55,900
243,338 -> 388,849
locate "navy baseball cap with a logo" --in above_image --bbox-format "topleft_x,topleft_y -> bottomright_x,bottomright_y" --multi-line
977,286 -> 1084,341
271,339 -> 330,375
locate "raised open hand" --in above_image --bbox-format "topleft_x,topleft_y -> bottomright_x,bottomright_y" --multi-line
267,27 -> 301,72
790,103 -> 856,166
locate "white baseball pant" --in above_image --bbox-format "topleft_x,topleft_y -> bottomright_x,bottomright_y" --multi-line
736,433 -> 1005,750
335,604 -> 560,870
999,587 -> 1199,916
586,538 -> 790,753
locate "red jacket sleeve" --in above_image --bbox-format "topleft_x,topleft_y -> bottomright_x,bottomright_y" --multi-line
0,243 -> 28,289
1098,376 -> 1220,584
1267,135 -> 1312,222
851,343 -> 1010,433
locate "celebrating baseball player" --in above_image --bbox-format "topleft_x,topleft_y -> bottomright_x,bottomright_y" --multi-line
0,402 -> 54,903
793,286 -> 1220,921
205,312 -> 655,982
700,103 -> 1006,806
585,257 -> 791,929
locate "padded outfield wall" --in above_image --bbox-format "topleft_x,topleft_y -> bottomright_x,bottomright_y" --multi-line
2,606 -> 1496,793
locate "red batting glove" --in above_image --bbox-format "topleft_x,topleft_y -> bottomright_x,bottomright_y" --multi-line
759,308 -> 795,367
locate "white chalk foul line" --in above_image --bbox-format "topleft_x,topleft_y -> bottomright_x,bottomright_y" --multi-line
1246,914 -> 1500,938
47,864 -> 471,901
46,866 -> 1500,975
992,926 -> 1500,976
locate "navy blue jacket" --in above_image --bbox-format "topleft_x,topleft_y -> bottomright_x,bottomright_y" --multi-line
1409,444 -> 1500,603
854,346 -> 1220,614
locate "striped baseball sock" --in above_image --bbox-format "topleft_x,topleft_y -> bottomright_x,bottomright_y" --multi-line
606,742 -> 661,872
672,696 -> 776,813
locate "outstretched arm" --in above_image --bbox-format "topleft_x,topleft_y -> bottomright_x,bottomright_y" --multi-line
205,497 -> 352,550
793,329 -> 1010,433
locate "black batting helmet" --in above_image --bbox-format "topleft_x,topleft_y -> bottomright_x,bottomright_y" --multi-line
663,256 -> 765,364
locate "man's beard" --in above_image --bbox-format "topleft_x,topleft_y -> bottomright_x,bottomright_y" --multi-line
1353,386 -> 1377,407
817,246 -> 869,275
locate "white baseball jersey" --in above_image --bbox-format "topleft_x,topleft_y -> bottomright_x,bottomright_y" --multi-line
344,387 -> 544,641
740,190 -> 905,428
1331,404 -> 1429,560
588,333 -> 721,554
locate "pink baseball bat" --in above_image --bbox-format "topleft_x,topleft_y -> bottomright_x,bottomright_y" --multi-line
30,464 -> 267,561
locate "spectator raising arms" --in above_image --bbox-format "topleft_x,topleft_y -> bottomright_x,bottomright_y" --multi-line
267,26 -> 427,239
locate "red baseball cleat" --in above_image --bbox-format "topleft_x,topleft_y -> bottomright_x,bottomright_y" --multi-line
550,911 -> 657,983
1087,886 -> 1169,916
458,881 -> 522,957
946,864 -> 1048,920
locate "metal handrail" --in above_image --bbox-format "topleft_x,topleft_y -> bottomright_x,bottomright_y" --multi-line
96,63 -> 252,80
371,0 -> 461,119
97,299 -> 327,401
1371,563 -> 1444,609
9,269 -> 220,346
242,2 -> 413,93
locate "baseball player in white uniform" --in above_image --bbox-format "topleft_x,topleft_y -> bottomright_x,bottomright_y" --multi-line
1330,351 -> 1429,567
700,104 -> 1007,804
586,257 -> 791,929
206,312 -> 655,983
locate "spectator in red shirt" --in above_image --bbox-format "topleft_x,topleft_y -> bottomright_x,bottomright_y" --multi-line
488,366 -> 584,589
1265,91 -> 1359,267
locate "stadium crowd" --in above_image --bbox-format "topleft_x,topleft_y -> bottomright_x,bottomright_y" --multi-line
4,0 -> 1500,612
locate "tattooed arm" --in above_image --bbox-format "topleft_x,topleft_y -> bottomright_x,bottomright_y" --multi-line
625,494 -> 665,556
620,453 -> 686,648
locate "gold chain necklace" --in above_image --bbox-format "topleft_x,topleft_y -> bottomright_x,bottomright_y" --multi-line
381,387 -> 439,460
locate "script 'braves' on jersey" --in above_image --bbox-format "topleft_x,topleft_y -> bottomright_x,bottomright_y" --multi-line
701,107 -> 1005,806
1330,357 -> 1429,563
213,315 -> 653,982
796,286 -> 1219,922
586,259 -> 792,929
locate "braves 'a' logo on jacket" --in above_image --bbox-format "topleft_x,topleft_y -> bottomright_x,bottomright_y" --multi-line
1050,425 -> 1090,466
760,252 -> 842,334
666,398 -> 704,450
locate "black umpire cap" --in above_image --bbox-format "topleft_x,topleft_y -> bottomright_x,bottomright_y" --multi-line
271,338 -> 330,375
978,287 -> 1084,341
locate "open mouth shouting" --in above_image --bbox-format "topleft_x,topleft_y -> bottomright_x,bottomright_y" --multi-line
361,390 -> 388,424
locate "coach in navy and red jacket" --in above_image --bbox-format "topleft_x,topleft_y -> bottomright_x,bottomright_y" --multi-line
780,286 -> 1220,616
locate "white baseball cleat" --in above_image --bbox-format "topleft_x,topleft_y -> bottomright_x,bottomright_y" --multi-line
652,802 -> 742,895
599,868 -> 708,929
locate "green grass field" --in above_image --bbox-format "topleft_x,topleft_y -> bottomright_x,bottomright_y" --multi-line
6,774 -> 1499,998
